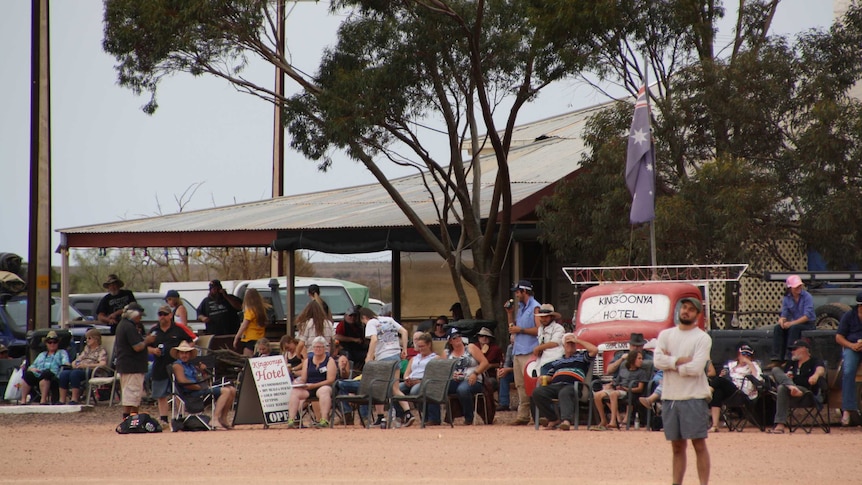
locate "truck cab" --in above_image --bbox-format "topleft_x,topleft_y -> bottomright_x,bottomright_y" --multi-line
573,282 -> 706,381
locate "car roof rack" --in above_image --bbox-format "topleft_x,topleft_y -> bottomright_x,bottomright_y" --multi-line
762,271 -> 862,286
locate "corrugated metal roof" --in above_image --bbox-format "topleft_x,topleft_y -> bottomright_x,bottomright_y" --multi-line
58,101 -> 611,237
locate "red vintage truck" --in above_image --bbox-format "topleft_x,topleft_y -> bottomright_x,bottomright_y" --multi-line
523,265 -> 747,391
572,282 -> 706,380
560,264 -> 747,382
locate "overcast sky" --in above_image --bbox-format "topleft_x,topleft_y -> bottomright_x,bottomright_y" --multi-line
0,1 -> 835,266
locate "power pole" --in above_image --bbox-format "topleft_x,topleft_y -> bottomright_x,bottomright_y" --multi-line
27,0 -> 52,331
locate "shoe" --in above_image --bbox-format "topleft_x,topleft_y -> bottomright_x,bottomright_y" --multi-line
314,419 -> 330,428
68,401 -> 78,405
508,418 -> 530,426
589,425 -> 608,431
403,412 -> 417,427
841,414 -> 851,426
372,415 -> 386,427
286,420 -> 298,429
559,421 -> 571,431
538,417 -> 549,427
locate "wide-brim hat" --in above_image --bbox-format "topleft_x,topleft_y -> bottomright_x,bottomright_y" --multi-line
629,333 -> 646,346
170,341 -> 198,360
510,279 -> 533,292
536,303 -> 561,320
477,327 -> 495,338
43,330 -> 60,343
102,274 -> 124,289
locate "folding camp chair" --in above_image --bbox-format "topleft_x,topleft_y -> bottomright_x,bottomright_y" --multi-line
721,375 -> 766,432
332,359 -> 399,428
392,359 -> 457,428
786,372 -> 830,434
85,335 -> 120,406
168,356 -> 220,431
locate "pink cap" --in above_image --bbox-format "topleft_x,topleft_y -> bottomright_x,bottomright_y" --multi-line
786,274 -> 803,288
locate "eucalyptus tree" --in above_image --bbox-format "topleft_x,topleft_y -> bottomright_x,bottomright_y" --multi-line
102,0 -> 607,319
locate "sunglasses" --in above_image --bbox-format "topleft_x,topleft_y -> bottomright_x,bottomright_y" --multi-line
157,311 -> 170,316
46,340 -> 58,344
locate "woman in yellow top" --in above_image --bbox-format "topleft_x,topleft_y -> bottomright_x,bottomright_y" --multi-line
233,288 -> 271,356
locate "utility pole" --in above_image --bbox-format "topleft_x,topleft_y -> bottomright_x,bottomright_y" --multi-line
27,0 -> 52,331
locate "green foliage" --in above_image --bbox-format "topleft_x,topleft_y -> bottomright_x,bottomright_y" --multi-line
538,1 -> 862,271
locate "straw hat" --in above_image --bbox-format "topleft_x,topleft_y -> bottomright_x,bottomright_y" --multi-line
169,341 -> 198,359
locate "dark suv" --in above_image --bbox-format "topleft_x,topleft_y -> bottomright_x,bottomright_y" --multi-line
764,271 -> 862,329
0,294 -> 105,358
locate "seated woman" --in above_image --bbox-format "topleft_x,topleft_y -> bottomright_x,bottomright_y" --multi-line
279,335 -> 304,379
171,341 -> 236,429
445,327 -> 489,425
707,342 -> 762,432
58,329 -> 107,404
253,338 -> 275,358
287,336 -> 337,428
592,350 -> 648,430
21,331 -> 70,404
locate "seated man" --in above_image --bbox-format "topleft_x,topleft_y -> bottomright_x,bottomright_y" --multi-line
171,341 -> 236,429
835,292 -> 862,426
532,333 -> 598,430
769,339 -> 826,434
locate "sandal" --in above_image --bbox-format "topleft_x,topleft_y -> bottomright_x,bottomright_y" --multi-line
767,426 -> 785,434
559,421 -> 571,431
709,426 -> 719,433
589,425 -> 608,431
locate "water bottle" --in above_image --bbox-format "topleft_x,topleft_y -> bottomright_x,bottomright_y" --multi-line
634,412 -> 640,430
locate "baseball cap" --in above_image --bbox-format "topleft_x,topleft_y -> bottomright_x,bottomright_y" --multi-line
125,302 -> 146,315
209,279 -> 222,289
164,289 -> 180,299
856,292 -> 862,304
738,344 -> 755,356
680,297 -> 702,313
447,327 -> 462,339
785,274 -> 803,288
788,339 -> 810,350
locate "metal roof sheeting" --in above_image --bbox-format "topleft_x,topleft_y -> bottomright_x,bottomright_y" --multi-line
58,101 -> 613,239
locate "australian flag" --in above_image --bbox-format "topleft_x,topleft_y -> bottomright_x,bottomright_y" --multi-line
625,85 -> 656,224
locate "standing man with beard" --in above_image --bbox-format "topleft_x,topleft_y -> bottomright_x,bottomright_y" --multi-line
505,280 -> 540,426
654,297 -> 712,485
196,279 -> 243,335
96,274 -> 136,335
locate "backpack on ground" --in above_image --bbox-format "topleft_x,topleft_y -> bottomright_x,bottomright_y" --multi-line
115,413 -> 163,434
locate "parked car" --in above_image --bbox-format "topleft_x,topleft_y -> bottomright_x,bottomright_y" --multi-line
0,294 -> 108,358
367,298 -> 385,315
70,292 -> 205,334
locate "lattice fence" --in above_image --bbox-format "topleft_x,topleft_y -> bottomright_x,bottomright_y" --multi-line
709,238 -> 806,330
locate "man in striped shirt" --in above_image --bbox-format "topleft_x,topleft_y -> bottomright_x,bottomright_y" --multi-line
532,333 -> 598,430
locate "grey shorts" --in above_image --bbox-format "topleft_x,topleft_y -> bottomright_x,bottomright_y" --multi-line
662,399 -> 709,441
150,378 -> 170,399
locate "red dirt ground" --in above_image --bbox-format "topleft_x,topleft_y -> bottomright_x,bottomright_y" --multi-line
1,404 -> 859,484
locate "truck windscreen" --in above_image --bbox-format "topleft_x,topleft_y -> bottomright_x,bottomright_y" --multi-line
579,293 -> 671,324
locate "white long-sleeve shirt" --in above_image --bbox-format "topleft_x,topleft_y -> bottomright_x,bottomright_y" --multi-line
653,325 -> 712,400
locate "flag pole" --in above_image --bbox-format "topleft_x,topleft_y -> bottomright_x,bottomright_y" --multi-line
643,58 -> 657,274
